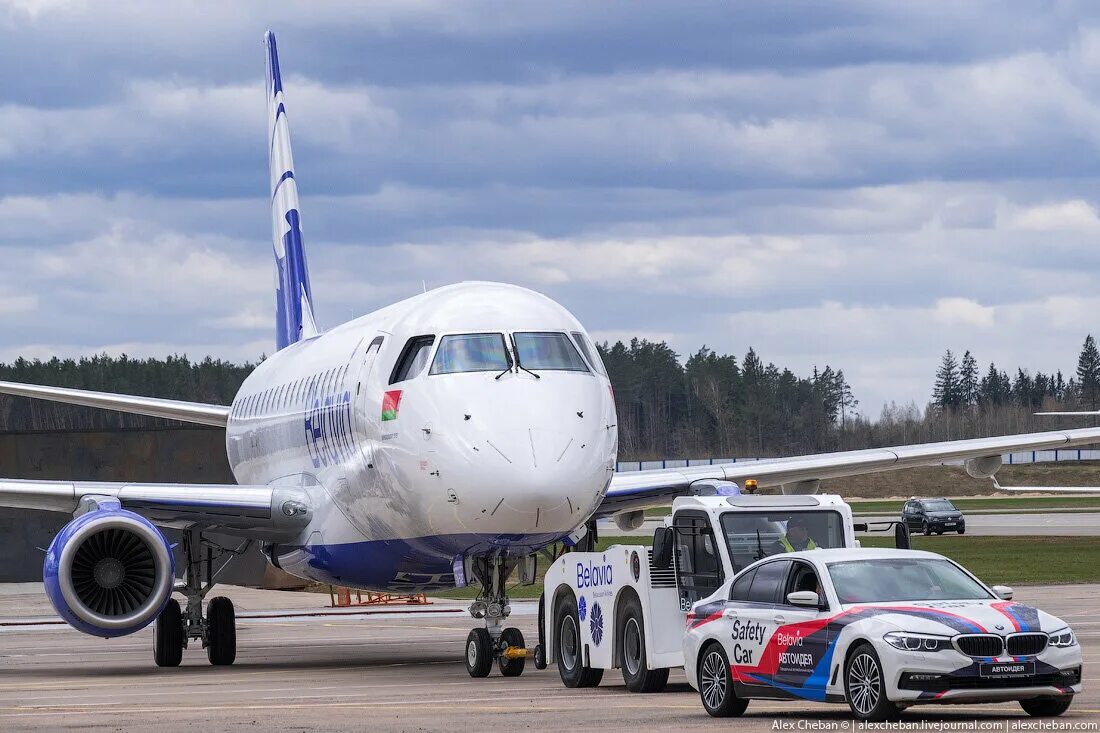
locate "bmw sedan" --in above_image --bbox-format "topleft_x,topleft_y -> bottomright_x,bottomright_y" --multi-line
683,548 -> 1081,721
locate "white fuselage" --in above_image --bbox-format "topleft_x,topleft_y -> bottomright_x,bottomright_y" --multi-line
223,282 -> 617,590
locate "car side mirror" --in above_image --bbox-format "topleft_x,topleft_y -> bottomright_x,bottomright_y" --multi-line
652,527 -> 674,570
992,585 -> 1014,600
787,590 -> 820,608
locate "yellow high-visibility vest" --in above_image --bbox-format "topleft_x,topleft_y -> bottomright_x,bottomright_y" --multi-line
779,536 -> 818,552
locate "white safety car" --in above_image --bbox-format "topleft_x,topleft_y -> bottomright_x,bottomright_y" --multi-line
683,548 -> 1081,721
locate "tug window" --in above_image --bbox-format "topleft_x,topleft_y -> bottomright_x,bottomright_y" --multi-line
430,333 -> 510,374
390,336 -> 435,384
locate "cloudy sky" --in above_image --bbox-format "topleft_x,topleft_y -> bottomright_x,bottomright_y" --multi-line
2,1 -> 1100,413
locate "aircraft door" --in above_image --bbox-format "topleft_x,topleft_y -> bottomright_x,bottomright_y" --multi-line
354,335 -> 386,467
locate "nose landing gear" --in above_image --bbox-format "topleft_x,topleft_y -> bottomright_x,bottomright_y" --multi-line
464,554 -> 540,678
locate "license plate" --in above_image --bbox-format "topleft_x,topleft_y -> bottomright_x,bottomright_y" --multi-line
944,522 -> 956,526
979,662 -> 1035,678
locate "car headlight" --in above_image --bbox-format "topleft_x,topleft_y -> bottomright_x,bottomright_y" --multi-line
883,631 -> 952,652
1049,628 -> 1078,648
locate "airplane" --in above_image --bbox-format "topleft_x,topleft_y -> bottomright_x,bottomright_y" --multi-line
3,30 -> 1100,676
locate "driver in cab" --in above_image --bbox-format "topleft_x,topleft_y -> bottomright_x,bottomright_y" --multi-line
773,516 -> 817,553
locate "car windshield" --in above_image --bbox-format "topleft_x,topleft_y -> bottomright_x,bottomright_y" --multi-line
923,500 -> 957,512
430,333 -> 510,374
828,558 -> 992,604
720,510 -> 846,572
513,332 -> 589,372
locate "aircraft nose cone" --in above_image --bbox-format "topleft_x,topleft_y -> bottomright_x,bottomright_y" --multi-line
449,424 -> 612,536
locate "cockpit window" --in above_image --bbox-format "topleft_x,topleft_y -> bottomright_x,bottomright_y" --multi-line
390,336 -> 435,383
570,331 -> 606,376
430,333 -> 511,374
513,332 -> 590,372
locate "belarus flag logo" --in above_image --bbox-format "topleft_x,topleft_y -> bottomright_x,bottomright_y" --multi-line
381,390 -> 402,422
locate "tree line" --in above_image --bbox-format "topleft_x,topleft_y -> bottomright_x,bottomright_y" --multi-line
0,355 -> 253,431
930,335 -> 1100,411
2,338 -> 1097,458
598,339 -> 857,458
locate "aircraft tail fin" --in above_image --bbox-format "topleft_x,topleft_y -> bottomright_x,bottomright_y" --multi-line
265,30 -> 319,351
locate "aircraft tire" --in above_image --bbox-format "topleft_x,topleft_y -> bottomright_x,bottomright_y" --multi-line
206,596 -> 236,666
465,628 -> 493,678
153,598 -> 183,668
497,627 -> 526,677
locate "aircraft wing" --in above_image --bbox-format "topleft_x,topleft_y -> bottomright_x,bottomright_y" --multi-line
991,477 -> 1100,493
0,380 -> 230,427
596,426 -> 1100,516
0,479 -> 310,539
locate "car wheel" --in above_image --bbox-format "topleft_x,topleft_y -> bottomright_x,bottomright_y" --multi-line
844,643 -> 900,722
958,528 -> 965,535
619,595 -> 669,693
698,642 -> 748,717
555,595 -> 602,688
922,521 -> 931,536
1020,696 -> 1073,717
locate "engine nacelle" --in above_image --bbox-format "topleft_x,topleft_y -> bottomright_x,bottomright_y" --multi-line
965,454 -> 1002,479
43,506 -> 175,638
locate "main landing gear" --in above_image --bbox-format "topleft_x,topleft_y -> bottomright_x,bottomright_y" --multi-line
153,529 -> 250,668
464,554 -> 540,678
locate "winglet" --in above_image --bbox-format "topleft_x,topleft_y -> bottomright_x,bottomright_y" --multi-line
265,31 -> 319,351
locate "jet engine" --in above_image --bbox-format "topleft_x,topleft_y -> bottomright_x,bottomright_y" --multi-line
43,505 -> 175,638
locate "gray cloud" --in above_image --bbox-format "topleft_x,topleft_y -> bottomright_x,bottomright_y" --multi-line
2,3 -> 1100,417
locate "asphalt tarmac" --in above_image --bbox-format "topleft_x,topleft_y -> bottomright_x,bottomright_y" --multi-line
0,583 -> 1098,731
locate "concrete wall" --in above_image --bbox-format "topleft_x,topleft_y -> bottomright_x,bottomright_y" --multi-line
0,428 -> 291,586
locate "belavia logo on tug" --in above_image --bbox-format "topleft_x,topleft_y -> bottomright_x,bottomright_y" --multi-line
577,560 -> 613,589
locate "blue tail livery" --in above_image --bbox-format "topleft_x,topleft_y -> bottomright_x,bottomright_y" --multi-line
265,30 -> 319,351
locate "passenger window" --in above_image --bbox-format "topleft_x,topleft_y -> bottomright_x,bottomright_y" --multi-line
390,336 -> 435,383
747,560 -> 790,604
430,333 -> 510,374
730,569 -> 757,601
674,512 -> 725,608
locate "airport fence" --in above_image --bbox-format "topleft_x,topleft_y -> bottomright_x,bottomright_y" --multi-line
614,449 -> 1100,472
